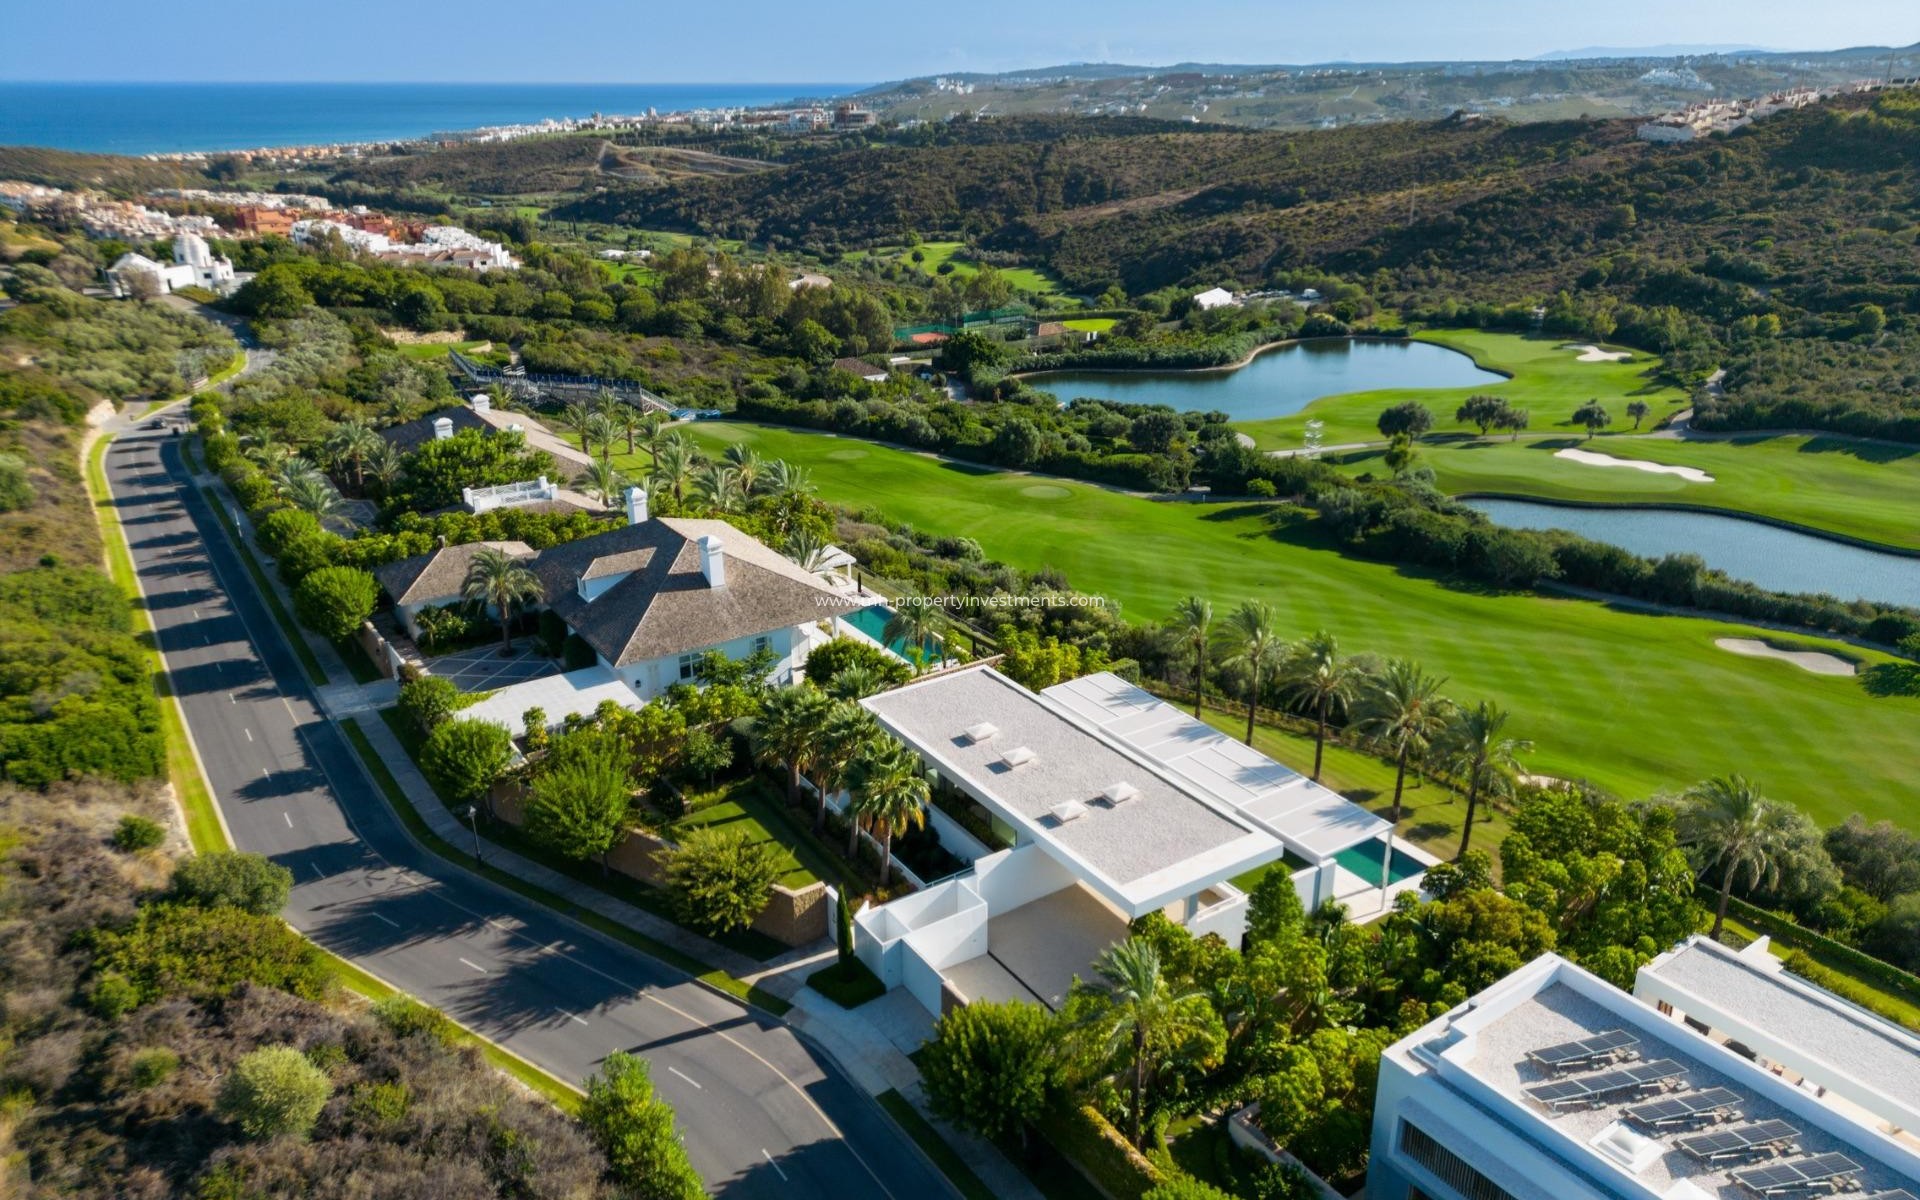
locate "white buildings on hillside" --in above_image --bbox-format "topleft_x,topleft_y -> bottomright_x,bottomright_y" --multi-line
106,232 -> 237,298
291,218 -> 518,270
1637,87 -> 1825,142
1365,937 -> 1920,1200
1193,286 -> 1237,310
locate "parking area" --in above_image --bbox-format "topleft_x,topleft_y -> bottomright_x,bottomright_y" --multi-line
425,643 -> 560,693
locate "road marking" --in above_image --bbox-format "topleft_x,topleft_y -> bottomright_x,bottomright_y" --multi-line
229,693 -> 236,703
192,609 -> 199,619
283,812 -> 293,828
668,1066 -> 702,1089
761,1150 -> 788,1182
244,728 -> 253,742
555,1008 -> 589,1026
487,918 -> 511,931
369,912 -> 399,928
458,957 -> 487,974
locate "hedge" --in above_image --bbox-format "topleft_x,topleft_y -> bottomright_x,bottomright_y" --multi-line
1781,952 -> 1920,1035
1726,896 -> 1920,1005
1038,1104 -> 1167,1200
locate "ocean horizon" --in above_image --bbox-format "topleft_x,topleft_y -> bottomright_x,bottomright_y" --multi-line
0,81 -> 866,155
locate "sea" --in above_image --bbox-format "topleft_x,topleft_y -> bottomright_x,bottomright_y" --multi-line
0,82 -> 865,155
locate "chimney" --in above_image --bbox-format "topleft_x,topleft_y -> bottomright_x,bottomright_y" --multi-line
432,416 -> 453,440
470,393 -> 492,413
698,534 -> 726,588
624,486 -> 649,526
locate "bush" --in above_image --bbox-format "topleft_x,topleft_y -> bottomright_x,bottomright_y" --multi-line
255,507 -> 321,558
419,717 -> 514,803
805,959 -> 887,1009
127,1047 -> 180,1089
0,452 -> 36,512
89,903 -> 330,1009
372,994 -> 461,1046
168,850 -> 293,915
581,1052 -> 705,1200
397,674 -> 460,734
921,1000 -> 1061,1142
662,824 -> 783,935
293,565 -> 379,641
1143,1181 -> 1237,1200
111,814 -> 166,852
803,636 -> 912,694
218,1045 -> 333,1140
1039,1104 -> 1168,1200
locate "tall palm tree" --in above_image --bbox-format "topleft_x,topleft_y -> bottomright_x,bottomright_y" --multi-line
461,546 -> 543,656
643,418 -> 676,466
694,463 -> 745,513
1675,775 -> 1797,941
763,458 -> 815,500
723,443 -> 764,494
1171,596 -> 1212,718
846,737 -> 930,882
581,459 -> 629,510
585,410 -> 620,466
322,420 -> 381,489
1276,630 -> 1365,783
649,438 -> 698,506
1436,700 -> 1531,860
613,402 -> 645,456
278,469 -> 345,523
816,702 -> 880,833
883,600 -> 946,674
1075,937 -> 1214,1148
559,401 -> 598,458
1354,658 -> 1454,891
244,438 -> 297,472
755,684 -> 832,807
1220,600 -> 1283,746
363,439 -> 402,497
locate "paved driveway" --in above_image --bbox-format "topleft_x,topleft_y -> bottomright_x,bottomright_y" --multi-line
426,642 -> 560,692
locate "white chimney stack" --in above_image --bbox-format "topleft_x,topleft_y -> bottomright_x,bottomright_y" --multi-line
432,416 -> 454,440
470,393 -> 492,413
624,487 -> 649,526
698,534 -> 726,588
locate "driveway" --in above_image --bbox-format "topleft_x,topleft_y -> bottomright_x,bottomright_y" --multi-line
426,642 -> 561,692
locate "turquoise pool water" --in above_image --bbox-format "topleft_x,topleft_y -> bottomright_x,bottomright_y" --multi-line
1333,838 -> 1425,886
844,603 -> 939,660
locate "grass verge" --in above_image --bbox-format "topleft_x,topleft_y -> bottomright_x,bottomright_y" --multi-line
876,1090 -> 997,1200
806,959 -> 886,1009
343,717 -> 791,1015
198,485 -> 327,686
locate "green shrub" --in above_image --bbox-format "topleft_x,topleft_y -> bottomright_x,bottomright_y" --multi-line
88,971 -> 139,1020
127,1047 -> 180,1089
89,903 -> 329,1009
580,1052 -> 704,1200
217,1046 -> 332,1140
1039,1104 -> 1168,1200
397,675 -> 460,734
662,825 -> 782,935
294,565 -> 379,641
921,1000 -> 1062,1141
255,507 -> 321,558
0,453 -> 36,512
111,814 -> 166,852
419,717 -> 514,804
274,531 -> 339,586
372,995 -> 461,1046
347,1079 -> 413,1129
168,851 -> 292,915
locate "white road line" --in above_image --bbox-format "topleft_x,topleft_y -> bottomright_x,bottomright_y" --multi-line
555,1008 -> 589,1027
229,693 -> 236,703
283,812 -> 293,828
244,728 -> 253,742
761,1150 -> 788,1182
486,918 -> 511,931
370,912 -> 399,928
458,957 -> 488,974
668,1066 -> 702,1089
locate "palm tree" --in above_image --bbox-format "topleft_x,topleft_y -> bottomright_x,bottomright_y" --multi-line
1675,775 -> 1797,941
825,664 -> 883,701
643,418 -> 676,466
585,410 -> 620,465
755,684 -> 832,807
883,600 -> 946,673
322,420 -> 381,489
1276,630 -> 1365,783
846,737 -> 930,882
461,546 -> 543,656
1220,600 -> 1283,745
816,702 -> 880,832
1075,937 -> 1214,1148
1436,701 -> 1531,860
763,458 -> 815,500
244,438 -> 297,472
785,527 -> 839,577
614,402 -> 645,456
1354,658 -> 1454,891
1171,596 -> 1212,718
649,438 -> 698,506
723,444 -> 764,494
559,402 -> 598,458
581,459 -> 629,510
278,470 -> 345,523
363,439 -> 403,497
694,463 -> 745,512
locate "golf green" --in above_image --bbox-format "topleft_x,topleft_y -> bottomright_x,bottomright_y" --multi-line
692,421 -> 1920,829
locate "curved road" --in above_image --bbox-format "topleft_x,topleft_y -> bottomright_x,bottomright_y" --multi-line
102,419 -> 951,1200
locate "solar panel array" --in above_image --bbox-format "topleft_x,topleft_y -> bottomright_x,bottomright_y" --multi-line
1729,1152 -> 1861,1195
1525,1058 -> 1685,1110
1623,1086 -> 1744,1129
1525,1028 -> 1640,1074
1675,1119 -> 1800,1163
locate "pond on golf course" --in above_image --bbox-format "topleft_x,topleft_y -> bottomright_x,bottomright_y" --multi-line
1464,498 -> 1920,607
1021,337 -> 1507,421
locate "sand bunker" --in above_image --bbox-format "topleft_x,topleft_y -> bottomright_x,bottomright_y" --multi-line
1563,343 -> 1633,363
1715,638 -> 1857,676
1553,447 -> 1713,482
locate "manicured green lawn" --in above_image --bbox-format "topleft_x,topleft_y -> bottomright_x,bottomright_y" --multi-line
1063,317 -> 1117,333
1368,433 -> 1920,552
1235,330 -> 1689,448
394,339 -> 489,361
858,239 -> 1067,297
668,778 -> 847,891
689,421 -> 1920,828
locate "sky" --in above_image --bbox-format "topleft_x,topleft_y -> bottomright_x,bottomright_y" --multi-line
3,0 -> 1916,83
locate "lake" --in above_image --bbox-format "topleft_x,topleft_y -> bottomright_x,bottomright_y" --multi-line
1465,498 -> 1920,607
1022,337 -> 1507,422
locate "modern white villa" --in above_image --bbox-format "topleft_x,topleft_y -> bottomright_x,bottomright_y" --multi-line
1366,937 -> 1920,1200
849,664 -> 1432,1015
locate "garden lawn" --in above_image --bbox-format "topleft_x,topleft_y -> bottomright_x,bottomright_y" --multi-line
394,339 -> 489,361
856,239 -> 1067,298
1062,317 -> 1116,333
1364,433 -> 1920,552
689,422 -> 1920,829
1234,330 -> 1689,448
667,778 -> 841,891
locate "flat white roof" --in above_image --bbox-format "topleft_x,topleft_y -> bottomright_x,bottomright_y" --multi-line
458,665 -> 642,734
862,666 -> 1285,917
1043,672 -> 1390,860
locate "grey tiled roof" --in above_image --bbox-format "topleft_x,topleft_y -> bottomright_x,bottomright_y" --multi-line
373,540 -> 535,606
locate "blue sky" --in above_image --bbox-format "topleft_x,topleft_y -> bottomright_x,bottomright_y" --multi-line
4,0 -> 1915,82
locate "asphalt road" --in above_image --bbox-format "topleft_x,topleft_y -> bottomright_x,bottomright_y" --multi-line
103,420 -> 951,1200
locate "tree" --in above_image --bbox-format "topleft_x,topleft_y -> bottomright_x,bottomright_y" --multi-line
1675,774 -> 1798,941
755,684 -> 832,806
817,701 -> 882,833
322,419 -> 382,489
1172,596 -> 1213,717
397,674 -> 460,734
883,600 -> 947,673
420,718 -> 514,804
113,814 -> 166,852
992,417 -> 1045,468
1497,406 -> 1531,441
846,736 -> 930,879
1275,630 -> 1363,782
168,850 -> 293,915
1572,399 -> 1611,439
921,1000 -> 1061,1146
663,825 -> 784,935
1070,937 -> 1222,1147
218,1046 -> 332,1140
278,469 -> 345,523
1221,600 -> 1283,745
1437,701 -> 1530,860
461,545 -> 542,654
1354,659 -> 1453,888
293,565 -> 379,641
525,730 -> 635,875
581,1052 -> 705,1200
648,438 -> 699,505
582,458 -> 629,510
1376,401 -> 1433,440
1129,410 -> 1184,454
1625,400 -> 1651,429
0,453 -> 38,512
1455,394 -> 1507,435
1824,814 -> 1920,901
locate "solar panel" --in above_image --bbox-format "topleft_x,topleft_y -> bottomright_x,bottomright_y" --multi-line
1526,1029 -> 1641,1073
1623,1086 -> 1743,1129
1730,1153 -> 1860,1195
1525,1058 -> 1685,1110
1676,1120 -> 1800,1163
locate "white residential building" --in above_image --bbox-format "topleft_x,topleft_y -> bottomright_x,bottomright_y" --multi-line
1366,939 -> 1920,1200
1193,286 -> 1237,310
291,219 -> 517,271
106,232 -> 236,297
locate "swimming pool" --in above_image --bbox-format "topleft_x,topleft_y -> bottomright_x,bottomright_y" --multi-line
843,603 -> 939,661
1333,838 -> 1426,887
